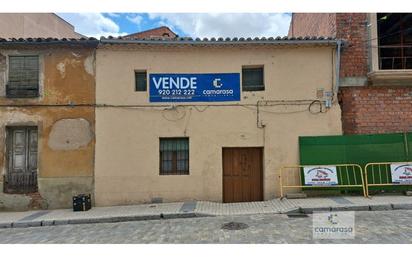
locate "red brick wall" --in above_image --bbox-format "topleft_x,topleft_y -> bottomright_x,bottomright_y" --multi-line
123,26 -> 177,39
289,13 -> 412,135
288,13 -> 336,37
288,13 -> 369,80
339,87 -> 412,134
335,13 -> 368,79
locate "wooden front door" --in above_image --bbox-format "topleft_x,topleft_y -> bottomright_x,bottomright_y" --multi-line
223,147 -> 263,203
5,126 -> 38,193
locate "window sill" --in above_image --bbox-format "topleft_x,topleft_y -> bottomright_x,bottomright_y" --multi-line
368,70 -> 412,86
5,95 -> 40,99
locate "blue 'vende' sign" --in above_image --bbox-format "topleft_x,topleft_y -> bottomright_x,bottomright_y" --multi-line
149,73 -> 240,102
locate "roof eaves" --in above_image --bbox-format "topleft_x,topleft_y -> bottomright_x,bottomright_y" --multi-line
100,36 -> 338,46
0,37 -> 99,46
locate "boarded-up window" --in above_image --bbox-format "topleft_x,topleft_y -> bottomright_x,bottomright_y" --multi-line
242,66 -> 264,91
160,138 -> 189,175
135,71 -> 147,91
7,56 -> 39,98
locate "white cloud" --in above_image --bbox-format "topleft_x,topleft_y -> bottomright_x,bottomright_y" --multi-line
106,13 -> 120,18
126,14 -> 143,25
57,13 -> 126,38
148,13 -> 291,38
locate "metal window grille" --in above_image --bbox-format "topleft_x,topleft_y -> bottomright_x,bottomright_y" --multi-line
242,67 -> 264,91
160,138 -> 189,175
135,71 -> 147,91
7,56 -> 40,98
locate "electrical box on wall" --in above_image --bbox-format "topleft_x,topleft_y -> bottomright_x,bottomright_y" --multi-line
316,88 -> 324,99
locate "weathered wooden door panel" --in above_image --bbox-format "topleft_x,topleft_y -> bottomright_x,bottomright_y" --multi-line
223,147 -> 263,203
5,127 -> 38,193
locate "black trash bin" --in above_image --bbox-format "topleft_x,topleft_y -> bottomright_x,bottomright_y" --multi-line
73,194 -> 92,212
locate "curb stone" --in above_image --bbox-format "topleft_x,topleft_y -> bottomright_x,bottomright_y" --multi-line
12,221 -> 41,228
281,208 -> 300,214
41,220 -> 54,226
301,207 -> 332,214
369,204 -> 393,211
331,205 -> 370,212
163,212 -> 196,219
391,203 -> 412,210
0,223 -> 11,228
53,220 -> 69,226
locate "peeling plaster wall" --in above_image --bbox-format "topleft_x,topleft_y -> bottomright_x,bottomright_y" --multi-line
0,46 -> 95,210
48,118 -> 93,151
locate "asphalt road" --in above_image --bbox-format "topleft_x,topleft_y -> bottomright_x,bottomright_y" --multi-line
0,210 -> 411,243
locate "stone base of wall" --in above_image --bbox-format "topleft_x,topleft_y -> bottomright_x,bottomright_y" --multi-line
0,176 -> 93,211
0,182 -> 32,211
38,177 -> 93,209
339,86 -> 412,134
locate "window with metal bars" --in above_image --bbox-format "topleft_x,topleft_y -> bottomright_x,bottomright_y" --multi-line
377,13 -> 412,69
159,138 -> 189,175
7,56 -> 40,98
242,66 -> 264,91
135,71 -> 147,91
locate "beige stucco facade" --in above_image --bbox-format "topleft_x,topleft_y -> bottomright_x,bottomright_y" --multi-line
95,43 -> 342,206
0,13 -> 81,38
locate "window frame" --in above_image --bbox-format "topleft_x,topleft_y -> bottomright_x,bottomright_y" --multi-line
6,55 -> 40,98
134,70 -> 147,92
242,65 -> 265,92
376,13 -> 412,70
159,137 -> 189,175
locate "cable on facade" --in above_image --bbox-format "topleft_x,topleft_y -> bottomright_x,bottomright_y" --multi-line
308,100 -> 325,114
161,106 -> 187,121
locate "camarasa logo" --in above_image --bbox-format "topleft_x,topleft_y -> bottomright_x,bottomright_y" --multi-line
307,167 -> 334,181
212,78 -> 223,88
328,214 -> 338,225
203,77 -> 233,96
394,164 -> 412,179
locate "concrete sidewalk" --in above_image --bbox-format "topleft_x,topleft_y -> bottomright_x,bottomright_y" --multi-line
1,195 -> 411,229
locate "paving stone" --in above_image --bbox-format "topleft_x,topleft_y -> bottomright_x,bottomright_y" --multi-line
0,210 -> 411,243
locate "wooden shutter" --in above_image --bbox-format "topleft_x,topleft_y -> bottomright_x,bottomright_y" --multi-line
7,56 -> 39,98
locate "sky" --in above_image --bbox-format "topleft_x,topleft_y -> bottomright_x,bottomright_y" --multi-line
57,13 -> 292,38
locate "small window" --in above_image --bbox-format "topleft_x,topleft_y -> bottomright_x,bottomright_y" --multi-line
242,66 -> 264,91
160,138 -> 189,175
135,71 -> 147,91
7,56 -> 39,98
